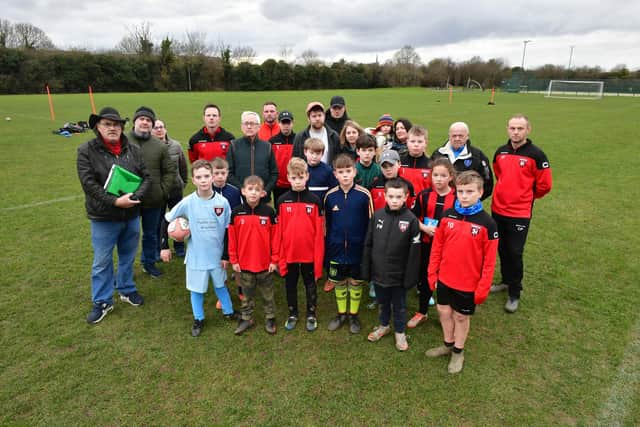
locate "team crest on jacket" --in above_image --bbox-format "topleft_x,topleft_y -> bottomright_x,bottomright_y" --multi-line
519,158 -> 528,167
220,142 -> 228,150
422,170 -> 430,178
464,159 -> 472,167
306,205 -> 314,215
259,217 -> 268,225
470,224 -> 480,236
399,220 -> 409,232
376,219 -> 384,229
214,206 -> 224,216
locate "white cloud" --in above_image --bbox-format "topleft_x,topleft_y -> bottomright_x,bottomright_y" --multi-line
2,0 -> 639,70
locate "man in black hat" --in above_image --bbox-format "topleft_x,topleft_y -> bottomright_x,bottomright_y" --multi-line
325,95 -> 350,134
269,110 -> 297,202
77,107 -> 151,324
128,106 -> 177,277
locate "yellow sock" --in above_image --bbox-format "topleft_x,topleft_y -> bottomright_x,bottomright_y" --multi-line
348,283 -> 363,315
335,284 -> 348,313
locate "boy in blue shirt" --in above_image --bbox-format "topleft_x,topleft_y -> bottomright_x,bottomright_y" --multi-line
324,154 -> 373,333
304,137 -> 338,202
164,159 -> 237,337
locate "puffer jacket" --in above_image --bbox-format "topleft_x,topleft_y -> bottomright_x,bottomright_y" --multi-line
77,134 -> 151,221
128,131 -> 176,208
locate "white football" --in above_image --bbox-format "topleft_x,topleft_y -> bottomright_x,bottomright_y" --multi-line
168,217 -> 190,242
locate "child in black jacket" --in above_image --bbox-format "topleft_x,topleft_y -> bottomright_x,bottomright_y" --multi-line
361,178 -> 421,351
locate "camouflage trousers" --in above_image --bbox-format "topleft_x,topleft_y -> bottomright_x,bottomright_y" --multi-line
239,270 -> 276,321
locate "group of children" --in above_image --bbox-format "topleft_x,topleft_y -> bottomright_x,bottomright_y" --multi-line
163,116 -> 499,374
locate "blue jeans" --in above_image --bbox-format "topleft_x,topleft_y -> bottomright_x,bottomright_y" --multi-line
90,218 -> 140,304
141,207 -> 163,265
374,284 -> 407,333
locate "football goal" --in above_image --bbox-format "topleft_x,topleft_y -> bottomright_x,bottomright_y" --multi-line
546,80 -> 604,99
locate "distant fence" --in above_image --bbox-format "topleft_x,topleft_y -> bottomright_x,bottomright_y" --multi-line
502,74 -> 640,96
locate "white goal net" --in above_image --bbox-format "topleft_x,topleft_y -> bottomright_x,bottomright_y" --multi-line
546,80 -> 604,99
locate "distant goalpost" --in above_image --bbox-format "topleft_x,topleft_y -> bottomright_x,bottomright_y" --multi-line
546,80 -> 604,100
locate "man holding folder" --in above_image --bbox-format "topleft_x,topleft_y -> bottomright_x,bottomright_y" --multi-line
77,107 -> 150,324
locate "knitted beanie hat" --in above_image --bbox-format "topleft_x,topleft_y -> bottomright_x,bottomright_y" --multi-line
376,113 -> 394,130
133,106 -> 156,125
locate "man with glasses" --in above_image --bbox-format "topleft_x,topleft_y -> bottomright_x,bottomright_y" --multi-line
325,95 -> 350,134
188,104 -> 236,162
77,107 -> 150,324
227,111 -> 278,203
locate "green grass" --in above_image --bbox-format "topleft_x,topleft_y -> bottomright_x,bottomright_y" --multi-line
1,88 -> 639,426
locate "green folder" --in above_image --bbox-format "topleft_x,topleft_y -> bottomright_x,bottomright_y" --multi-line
104,164 -> 142,196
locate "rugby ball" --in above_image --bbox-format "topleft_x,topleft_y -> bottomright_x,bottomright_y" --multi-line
168,217 -> 190,242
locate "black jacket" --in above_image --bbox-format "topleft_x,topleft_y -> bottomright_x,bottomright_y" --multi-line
292,125 -> 341,166
431,139 -> 494,199
325,111 -> 350,134
77,134 -> 151,221
227,136 -> 279,194
361,205 -> 421,288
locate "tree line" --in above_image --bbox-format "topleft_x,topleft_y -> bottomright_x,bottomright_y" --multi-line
0,20 -> 637,94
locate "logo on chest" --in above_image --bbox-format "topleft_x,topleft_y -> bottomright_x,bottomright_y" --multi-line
260,216 -> 268,226
214,206 -> 224,216
470,224 -> 481,237
399,220 -> 409,233
519,158 -> 528,168
306,205 -> 314,215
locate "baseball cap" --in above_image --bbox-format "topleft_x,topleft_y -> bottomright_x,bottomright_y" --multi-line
330,96 -> 345,107
379,150 -> 400,165
278,110 -> 294,122
305,101 -> 325,116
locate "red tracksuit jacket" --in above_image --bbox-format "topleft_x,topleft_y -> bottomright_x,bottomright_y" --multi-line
428,208 -> 499,304
411,188 -> 456,243
228,203 -> 278,273
399,153 -> 432,195
188,127 -> 235,162
492,139 -> 552,219
275,189 -> 325,279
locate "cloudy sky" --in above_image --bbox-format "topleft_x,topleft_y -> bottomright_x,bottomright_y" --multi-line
4,0 -> 640,70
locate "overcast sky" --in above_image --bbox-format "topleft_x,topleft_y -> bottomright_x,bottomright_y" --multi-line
4,0 -> 640,70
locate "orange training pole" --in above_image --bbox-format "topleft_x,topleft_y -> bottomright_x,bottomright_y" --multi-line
46,85 -> 55,121
489,87 -> 496,104
89,85 -> 97,114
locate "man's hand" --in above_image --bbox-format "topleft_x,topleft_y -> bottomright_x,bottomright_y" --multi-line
114,193 -> 140,208
232,263 -> 241,273
160,249 -> 172,263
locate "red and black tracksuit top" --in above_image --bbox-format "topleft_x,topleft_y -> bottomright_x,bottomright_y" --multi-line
492,139 -> 552,219
370,175 -> 415,211
275,189 -> 325,279
411,188 -> 456,243
399,153 -> 432,195
269,131 -> 296,189
188,127 -> 235,162
428,208 -> 499,304
258,122 -> 281,142
228,203 -> 278,273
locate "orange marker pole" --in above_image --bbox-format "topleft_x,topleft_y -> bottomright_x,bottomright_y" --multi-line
490,87 -> 496,103
449,86 -> 453,104
46,85 -> 55,121
89,85 -> 97,114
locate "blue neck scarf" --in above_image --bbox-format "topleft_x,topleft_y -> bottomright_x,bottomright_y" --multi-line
452,145 -> 465,158
455,199 -> 483,216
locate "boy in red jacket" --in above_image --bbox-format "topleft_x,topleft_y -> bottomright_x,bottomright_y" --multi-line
426,171 -> 498,373
228,176 -> 279,335
275,157 -> 325,332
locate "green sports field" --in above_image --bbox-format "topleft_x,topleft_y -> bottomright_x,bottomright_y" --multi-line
1,88 -> 638,425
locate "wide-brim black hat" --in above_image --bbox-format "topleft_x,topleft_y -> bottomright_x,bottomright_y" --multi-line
89,107 -> 127,129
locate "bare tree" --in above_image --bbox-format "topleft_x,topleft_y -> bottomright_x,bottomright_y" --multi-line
393,45 -> 421,66
117,22 -> 153,55
231,45 -> 257,64
212,34 -> 231,59
0,19 -> 14,48
280,45 -> 293,63
178,30 -> 211,56
12,22 -> 54,49
299,49 -> 322,65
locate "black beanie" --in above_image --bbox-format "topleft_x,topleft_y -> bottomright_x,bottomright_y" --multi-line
133,106 -> 156,125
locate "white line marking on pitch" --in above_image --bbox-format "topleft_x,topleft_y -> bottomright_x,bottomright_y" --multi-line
0,195 -> 83,212
596,315 -> 640,426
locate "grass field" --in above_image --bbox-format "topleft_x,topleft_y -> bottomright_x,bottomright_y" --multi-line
1,88 -> 639,426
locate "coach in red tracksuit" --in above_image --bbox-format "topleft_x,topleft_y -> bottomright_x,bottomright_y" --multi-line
490,114 -> 552,313
188,104 -> 235,162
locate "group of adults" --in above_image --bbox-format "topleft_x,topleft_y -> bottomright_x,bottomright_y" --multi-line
78,95 -> 551,324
